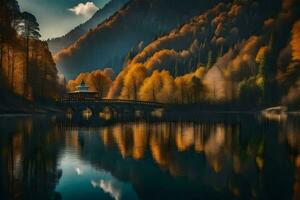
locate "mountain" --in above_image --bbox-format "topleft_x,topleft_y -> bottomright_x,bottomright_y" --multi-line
54,0 -> 230,79
67,0 -> 300,107
47,0 -> 129,53
104,0 -> 300,106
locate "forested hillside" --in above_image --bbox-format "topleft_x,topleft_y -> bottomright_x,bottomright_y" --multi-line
55,0 -> 230,79
68,0 -> 300,108
0,0 -> 62,111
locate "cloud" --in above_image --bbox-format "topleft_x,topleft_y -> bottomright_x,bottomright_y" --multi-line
69,2 -> 99,18
75,167 -> 82,175
91,179 -> 122,200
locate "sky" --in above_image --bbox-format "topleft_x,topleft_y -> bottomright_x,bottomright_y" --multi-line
18,0 -> 111,40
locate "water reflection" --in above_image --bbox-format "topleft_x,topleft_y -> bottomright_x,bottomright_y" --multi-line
0,114 -> 300,199
0,116 -> 63,200
82,108 -> 93,120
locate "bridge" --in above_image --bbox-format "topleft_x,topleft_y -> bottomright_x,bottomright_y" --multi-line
56,81 -> 168,120
56,97 -> 168,120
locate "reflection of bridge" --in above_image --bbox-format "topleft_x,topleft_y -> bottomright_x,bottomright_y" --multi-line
56,98 -> 168,119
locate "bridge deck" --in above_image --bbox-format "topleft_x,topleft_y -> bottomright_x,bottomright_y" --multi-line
56,98 -> 167,107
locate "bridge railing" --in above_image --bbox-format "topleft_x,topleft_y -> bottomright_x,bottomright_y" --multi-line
56,97 -> 167,107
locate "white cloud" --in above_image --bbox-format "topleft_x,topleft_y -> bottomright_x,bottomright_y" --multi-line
69,2 -> 99,18
75,167 -> 82,175
91,179 -> 122,200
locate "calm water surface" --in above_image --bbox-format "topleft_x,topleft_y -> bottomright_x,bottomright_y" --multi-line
1,114 -> 300,200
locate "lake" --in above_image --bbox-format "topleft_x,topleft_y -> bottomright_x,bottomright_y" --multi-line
0,113 -> 300,200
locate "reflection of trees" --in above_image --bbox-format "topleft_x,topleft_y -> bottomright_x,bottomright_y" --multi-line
98,122 -> 256,176
2,115 -> 296,199
74,116 -> 297,199
0,117 -> 64,200
279,116 -> 300,200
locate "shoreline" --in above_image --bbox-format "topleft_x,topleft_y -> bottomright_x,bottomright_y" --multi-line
1,110 -> 299,116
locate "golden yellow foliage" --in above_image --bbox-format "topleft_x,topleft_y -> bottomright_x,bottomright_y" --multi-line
120,64 -> 147,100
67,68 -> 114,97
139,70 -> 175,103
1,38 -> 60,100
256,46 -> 267,63
291,20 -> 300,61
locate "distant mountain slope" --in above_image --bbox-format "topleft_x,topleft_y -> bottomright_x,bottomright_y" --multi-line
105,0 -> 280,98
55,0 -> 230,79
47,0 -> 129,53
105,0 -> 300,105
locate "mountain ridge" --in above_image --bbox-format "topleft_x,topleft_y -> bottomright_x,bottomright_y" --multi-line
54,0 -> 230,79
67,0 -> 300,107
47,0 -> 129,53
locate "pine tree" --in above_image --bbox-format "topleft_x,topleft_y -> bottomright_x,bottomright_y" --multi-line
16,12 -> 41,97
206,50 -> 213,69
174,60 -> 179,77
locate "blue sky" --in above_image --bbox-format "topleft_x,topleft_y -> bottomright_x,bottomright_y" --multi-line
18,0 -> 110,40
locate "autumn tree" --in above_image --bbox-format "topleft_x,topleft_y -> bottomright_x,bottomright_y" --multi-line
191,76 -> 204,103
139,70 -> 175,103
0,0 -> 60,102
175,77 -> 187,103
90,71 -> 113,97
256,34 -> 280,105
0,0 -> 19,74
238,77 -> 263,106
67,69 -> 113,98
139,71 -> 161,102
206,50 -> 213,69
121,65 -> 146,100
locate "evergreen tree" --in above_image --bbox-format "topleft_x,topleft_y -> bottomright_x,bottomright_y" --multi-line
16,12 -> 41,96
174,60 -> 179,77
206,50 -> 213,69
191,76 -> 203,103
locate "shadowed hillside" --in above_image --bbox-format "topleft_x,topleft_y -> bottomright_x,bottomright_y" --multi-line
69,0 -> 300,108
47,0 -> 129,53
55,0 -> 230,79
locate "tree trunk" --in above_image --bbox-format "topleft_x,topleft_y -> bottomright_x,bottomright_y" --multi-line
42,61 -> 47,98
181,81 -> 184,104
133,80 -> 138,100
0,42 -> 3,73
10,51 -> 15,90
7,45 -> 11,79
24,34 -> 29,97
152,83 -> 156,102
98,79 -> 103,98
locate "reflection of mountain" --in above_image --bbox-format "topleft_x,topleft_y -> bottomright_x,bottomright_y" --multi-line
54,0 -> 230,79
47,0 -> 129,53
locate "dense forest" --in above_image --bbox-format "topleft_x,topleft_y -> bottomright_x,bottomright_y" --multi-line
67,0 -> 300,109
0,0 -> 62,111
